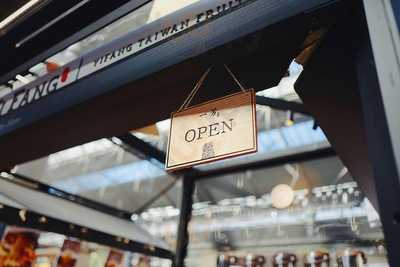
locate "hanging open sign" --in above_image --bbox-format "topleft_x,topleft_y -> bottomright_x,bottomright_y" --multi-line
166,89 -> 257,171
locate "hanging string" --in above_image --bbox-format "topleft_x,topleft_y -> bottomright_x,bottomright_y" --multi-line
178,67 -> 212,112
178,64 -> 247,111
224,64 -> 246,92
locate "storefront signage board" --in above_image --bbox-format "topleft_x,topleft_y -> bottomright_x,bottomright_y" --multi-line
166,90 -> 257,171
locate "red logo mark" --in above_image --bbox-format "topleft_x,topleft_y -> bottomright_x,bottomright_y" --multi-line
61,67 -> 70,83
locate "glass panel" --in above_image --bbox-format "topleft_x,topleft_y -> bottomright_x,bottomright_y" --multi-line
14,139 -> 177,214
135,179 -> 183,251
140,156 -> 389,267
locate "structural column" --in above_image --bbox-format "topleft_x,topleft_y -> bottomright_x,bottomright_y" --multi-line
360,1 -> 400,266
175,177 -> 195,267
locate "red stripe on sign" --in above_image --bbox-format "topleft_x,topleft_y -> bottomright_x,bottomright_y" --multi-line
61,67 -> 70,83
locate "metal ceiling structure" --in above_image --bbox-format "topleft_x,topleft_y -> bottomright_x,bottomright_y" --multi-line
0,0 -> 346,171
0,0 -> 345,258
0,0 -> 398,266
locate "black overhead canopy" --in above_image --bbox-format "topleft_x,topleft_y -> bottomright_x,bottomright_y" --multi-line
0,0 -> 346,170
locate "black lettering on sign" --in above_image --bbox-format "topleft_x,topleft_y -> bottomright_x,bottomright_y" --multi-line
206,9 -> 214,19
197,126 -> 208,140
126,43 -> 133,52
171,24 -> 179,34
32,83 -> 47,101
18,90 -> 30,108
93,43 -> 134,67
0,99 -> 5,115
154,31 -> 160,41
10,91 -> 25,111
109,51 -> 117,60
209,123 -> 220,137
185,129 -> 196,142
216,4 -> 228,14
180,19 -> 190,30
46,76 -> 60,94
138,38 -> 145,47
161,26 -> 171,37
94,58 -> 101,67
221,119 -> 234,133
197,13 -> 205,23
184,119 -> 235,143
117,46 -> 126,56
145,35 -> 153,45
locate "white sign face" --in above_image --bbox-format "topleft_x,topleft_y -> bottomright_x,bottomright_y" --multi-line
166,90 -> 257,171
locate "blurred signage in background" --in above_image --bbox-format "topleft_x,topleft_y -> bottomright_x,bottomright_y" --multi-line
0,227 -> 39,267
56,239 -> 81,267
104,250 -> 124,267
166,90 -> 257,171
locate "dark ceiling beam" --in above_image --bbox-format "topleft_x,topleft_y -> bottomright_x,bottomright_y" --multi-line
163,192 -> 176,207
133,179 -> 178,214
196,185 -> 215,203
195,185 -> 236,251
186,147 -> 336,180
255,95 -> 310,115
116,134 -> 166,164
115,130 -> 336,185
114,134 -> 185,214
206,179 -> 251,198
3,172 -> 133,220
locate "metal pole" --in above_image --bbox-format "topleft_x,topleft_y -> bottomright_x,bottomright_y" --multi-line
175,177 -> 195,267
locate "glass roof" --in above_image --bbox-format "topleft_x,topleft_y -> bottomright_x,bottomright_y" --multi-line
14,138 -> 177,213
136,156 -> 385,260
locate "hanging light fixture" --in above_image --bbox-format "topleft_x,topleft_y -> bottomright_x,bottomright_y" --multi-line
285,111 -> 295,127
18,209 -> 27,222
271,184 -> 294,209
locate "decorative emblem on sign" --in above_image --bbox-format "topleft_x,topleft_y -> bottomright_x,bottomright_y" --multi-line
202,142 -> 215,159
165,65 -> 257,171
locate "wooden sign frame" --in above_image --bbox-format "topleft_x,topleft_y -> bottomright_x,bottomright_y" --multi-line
166,89 -> 257,171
